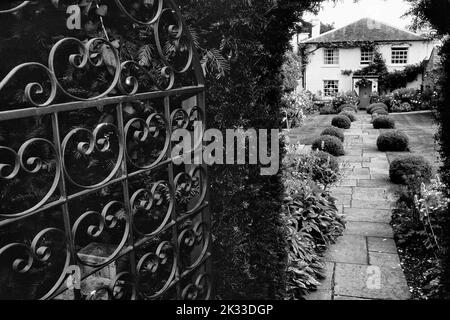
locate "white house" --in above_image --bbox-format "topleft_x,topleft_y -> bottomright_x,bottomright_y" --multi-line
299,18 -> 434,108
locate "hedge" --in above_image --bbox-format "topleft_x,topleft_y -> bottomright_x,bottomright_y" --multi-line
312,135 -> 345,156
389,155 -> 433,184
377,131 -> 409,152
331,115 -> 351,129
321,127 -> 344,142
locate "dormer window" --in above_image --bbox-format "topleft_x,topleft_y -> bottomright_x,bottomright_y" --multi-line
391,47 -> 409,64
324,48 -> 339,65
360,48 -> 374,65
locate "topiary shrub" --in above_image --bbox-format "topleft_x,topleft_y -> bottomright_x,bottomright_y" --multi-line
315,150 -> 339,173
321,126 -> 344,142
337,103 -> 357,113
331,115 -> 351,129
376,130 -> 409,151
339,111 -> 356,122
371,108 -> 389,116
312,135 -> 345,156
367,102 -> 388,114
389,155 -> 433,184
373,116 -> 395,129
319,105 -> 337,115
342,107 -> 357,113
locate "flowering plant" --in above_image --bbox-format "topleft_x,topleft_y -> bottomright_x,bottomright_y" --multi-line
281,89 -> 313,128
414,175 -> 450,256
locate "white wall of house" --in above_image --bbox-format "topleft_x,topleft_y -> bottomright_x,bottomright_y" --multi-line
303,41 -> 433,96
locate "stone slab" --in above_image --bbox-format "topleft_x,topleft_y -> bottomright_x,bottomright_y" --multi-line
357,179 -> 389,188
343,208 -> 391,223
344,221 -> 394,238
367,237 -> 397,254
334,263 -> 410,300
339,179 -> 357,187
369,252 -> 402,269
317,262 -> 335,290
351,199 -> 393,210
330,187 -> 353,195
305,289 -> 332,300
334,295 -> 372,300
324,235 -> 368,265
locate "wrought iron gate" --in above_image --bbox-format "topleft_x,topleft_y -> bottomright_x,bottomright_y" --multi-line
0,0 -> 211,300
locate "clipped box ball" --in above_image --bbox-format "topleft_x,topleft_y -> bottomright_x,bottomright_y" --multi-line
331,115 -> 351,129
376,131 -> 409,151
312,135 -> 345,156
389,155 -> 433,184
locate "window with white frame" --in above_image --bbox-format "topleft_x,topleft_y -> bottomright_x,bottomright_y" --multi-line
391,47 -> 408,64
323,48 -> 339,65
360,48 -> 374,65
323,80 -> 339,96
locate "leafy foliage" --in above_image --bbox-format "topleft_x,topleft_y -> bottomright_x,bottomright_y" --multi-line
373,116 -> 396,129
312,135 -> 345,157
377,130 -> 409,152
339,111 -> 356,122
177,0 -> 327,299
321,127 -> 344,142
281,51 -> 303,91
331,115 -> 351,129
282,144 -> 345,298
389,155 -> 433,184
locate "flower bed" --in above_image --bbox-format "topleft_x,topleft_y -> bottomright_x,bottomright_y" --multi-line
282,144 -> 346,298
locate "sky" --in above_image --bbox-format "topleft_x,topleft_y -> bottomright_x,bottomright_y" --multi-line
304,0 -> 414,30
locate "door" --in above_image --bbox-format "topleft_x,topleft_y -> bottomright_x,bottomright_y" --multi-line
359,83 -> 372,109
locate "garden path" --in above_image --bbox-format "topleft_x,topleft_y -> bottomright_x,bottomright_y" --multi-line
302,113 -> 411,300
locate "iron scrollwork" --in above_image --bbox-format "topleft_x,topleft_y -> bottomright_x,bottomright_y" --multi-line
0,0 -> 209,300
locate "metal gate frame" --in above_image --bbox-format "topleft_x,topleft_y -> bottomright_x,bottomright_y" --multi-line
0,0 -> 211,300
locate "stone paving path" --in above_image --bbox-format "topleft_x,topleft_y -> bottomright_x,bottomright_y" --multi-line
303,113 -> 411,300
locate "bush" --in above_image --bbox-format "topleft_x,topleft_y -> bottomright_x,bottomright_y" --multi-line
367,103 -> 388,114
337,103 -> 357,113
377,131 -> 409,151
319,104 -> 337,115
342,107 -> 357,113
312,135 -> 345,156
371,108 -> 389,116
389,155 -> 433,184
339,111 -> 356,122
281,89 -> 311,128
321,127 -> 344,142
391,101 -> 412,113
373,116 -> 395,129
331,115 -> 351,129
332,92 -> 359,110
282,146 -> 346,298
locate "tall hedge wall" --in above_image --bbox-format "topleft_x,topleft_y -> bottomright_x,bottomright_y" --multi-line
178,0 -> 322,299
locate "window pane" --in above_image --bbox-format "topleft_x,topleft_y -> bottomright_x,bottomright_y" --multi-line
391,47 -> 408,64
324,80 -> 339,96
324,49 -> 339,65
361,48 -> 373,65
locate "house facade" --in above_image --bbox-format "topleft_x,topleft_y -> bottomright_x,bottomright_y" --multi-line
299,18 -> 434,106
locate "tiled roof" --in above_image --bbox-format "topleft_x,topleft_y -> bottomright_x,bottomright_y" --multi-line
304,18 -> 427,44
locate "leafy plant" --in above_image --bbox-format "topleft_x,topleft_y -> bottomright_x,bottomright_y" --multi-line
390,155 -> 433,184
373,116 -> 396,129
339,111 -> 356,122
312,135 -> 345,156
321,127 -> 344,142
331,115 -> 351,129
377,130 -> 409,152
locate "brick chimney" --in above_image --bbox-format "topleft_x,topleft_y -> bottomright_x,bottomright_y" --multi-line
311,19 -> 320,38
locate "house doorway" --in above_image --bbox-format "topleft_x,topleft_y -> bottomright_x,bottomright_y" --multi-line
358,82 -> 372,109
